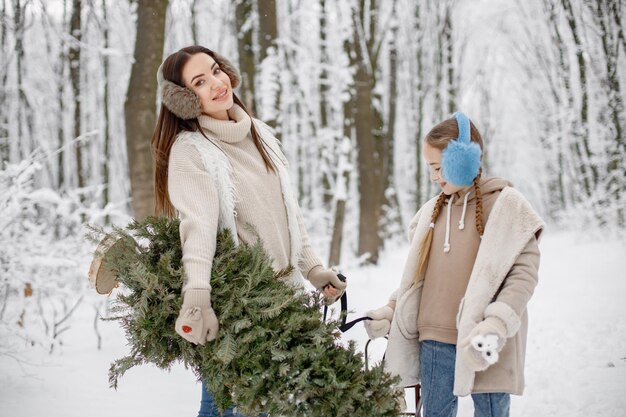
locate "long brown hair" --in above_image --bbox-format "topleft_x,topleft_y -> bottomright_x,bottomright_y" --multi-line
152,46 -> 276,217
414,117 -> 484,284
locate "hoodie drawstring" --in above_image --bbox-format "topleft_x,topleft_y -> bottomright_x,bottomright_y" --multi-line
458,191 -> 472,230
443,191 -> 472,253
443,195 -> 454,253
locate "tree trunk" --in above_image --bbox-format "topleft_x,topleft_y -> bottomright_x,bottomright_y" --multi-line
328,36 -> 355,267
562,0 -> 598,195
13,0 -> 22,159
531,1 -> 566,211
257,0 -> 277,61
0,0 -> 8,163
595,0 -> 624,159
124,0 -> 168,221
235,0 -> 256,114
318,0 -> 333,207
257,0 -> 279,130
14,0 -> 31,160
319,0 -> 329,129
433,9 -> 444,121
610,0 -> 626,55
382,1 -> 402,236
444,4 -> 455,114
69,0 -> 83,192
544,0 -> 584,204
352,1 -> 382,263
328,136 -> 351,267
593,0 -> 625,225
56,0 -> 68,189
414,1 -> 425,211
102,0 -> 111,222
191,0 -> 199,45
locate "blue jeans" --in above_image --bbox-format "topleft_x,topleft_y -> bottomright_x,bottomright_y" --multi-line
199,382 -> 268,417
419,340 -> 510,417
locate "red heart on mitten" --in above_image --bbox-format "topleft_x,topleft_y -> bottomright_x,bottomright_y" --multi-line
182,325 -> 192,333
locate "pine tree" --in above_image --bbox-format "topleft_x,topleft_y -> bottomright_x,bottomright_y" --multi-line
92,217 -> 402,416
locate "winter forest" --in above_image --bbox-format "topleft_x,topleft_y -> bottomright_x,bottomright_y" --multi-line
1,0 -> 625,416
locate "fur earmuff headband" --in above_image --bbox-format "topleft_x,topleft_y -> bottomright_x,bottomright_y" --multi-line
156,50 -> 241,120
441,111 -> 482,186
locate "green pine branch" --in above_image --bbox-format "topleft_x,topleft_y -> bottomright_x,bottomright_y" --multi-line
96,216 -> 402,416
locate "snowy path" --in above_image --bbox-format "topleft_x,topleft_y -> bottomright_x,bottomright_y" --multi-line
1,231 -> 625,417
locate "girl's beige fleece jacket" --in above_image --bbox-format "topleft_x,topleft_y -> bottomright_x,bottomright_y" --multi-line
384,183 -> 544,396
417,177 -> 540,345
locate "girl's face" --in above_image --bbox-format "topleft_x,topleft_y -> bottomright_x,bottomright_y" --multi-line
423,142 -> 466,195
182,53 -> 233,120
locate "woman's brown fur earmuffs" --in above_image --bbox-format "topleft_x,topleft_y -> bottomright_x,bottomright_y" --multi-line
156,51 -> 241,120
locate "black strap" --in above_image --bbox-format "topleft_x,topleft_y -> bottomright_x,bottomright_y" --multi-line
339,315 -> 371,332
322,273 -> 372,333
323,273 -> 347,323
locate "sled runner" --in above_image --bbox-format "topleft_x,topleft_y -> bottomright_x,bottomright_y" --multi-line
365,338 -> 422,417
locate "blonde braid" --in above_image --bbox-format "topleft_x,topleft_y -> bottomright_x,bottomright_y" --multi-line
415,192 -> 447,284
473,173 -> 484,237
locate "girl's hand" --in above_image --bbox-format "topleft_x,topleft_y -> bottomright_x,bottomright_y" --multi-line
364,304 -> 395,339
459,317 -> 506,371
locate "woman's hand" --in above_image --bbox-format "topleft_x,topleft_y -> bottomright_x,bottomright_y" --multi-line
175,289 -> 219,345
307,266 -> 347,305
322,284 -> 339,300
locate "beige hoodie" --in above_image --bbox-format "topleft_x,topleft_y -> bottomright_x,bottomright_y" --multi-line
417,177 -> 512,344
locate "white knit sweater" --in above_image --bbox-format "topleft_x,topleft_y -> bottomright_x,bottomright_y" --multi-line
167,105 -> 323,292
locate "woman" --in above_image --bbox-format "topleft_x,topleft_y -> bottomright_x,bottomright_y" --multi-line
151,46 -> 346,417
365,113 -> 544,417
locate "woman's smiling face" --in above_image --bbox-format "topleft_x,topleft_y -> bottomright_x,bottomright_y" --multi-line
182,53 -> 233,120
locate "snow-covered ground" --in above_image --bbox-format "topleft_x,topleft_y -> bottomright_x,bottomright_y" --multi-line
1,230 -> 625,417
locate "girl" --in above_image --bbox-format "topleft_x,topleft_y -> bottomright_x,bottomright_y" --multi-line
152,46 -> 346,417
364,113 -> 544,417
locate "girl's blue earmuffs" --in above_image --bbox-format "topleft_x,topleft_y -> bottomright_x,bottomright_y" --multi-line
441,112 -> 482,186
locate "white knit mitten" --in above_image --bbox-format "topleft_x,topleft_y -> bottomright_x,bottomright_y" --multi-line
459,317 -> 507,371
175,289 -> 219,345
364,304 -> 394,339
